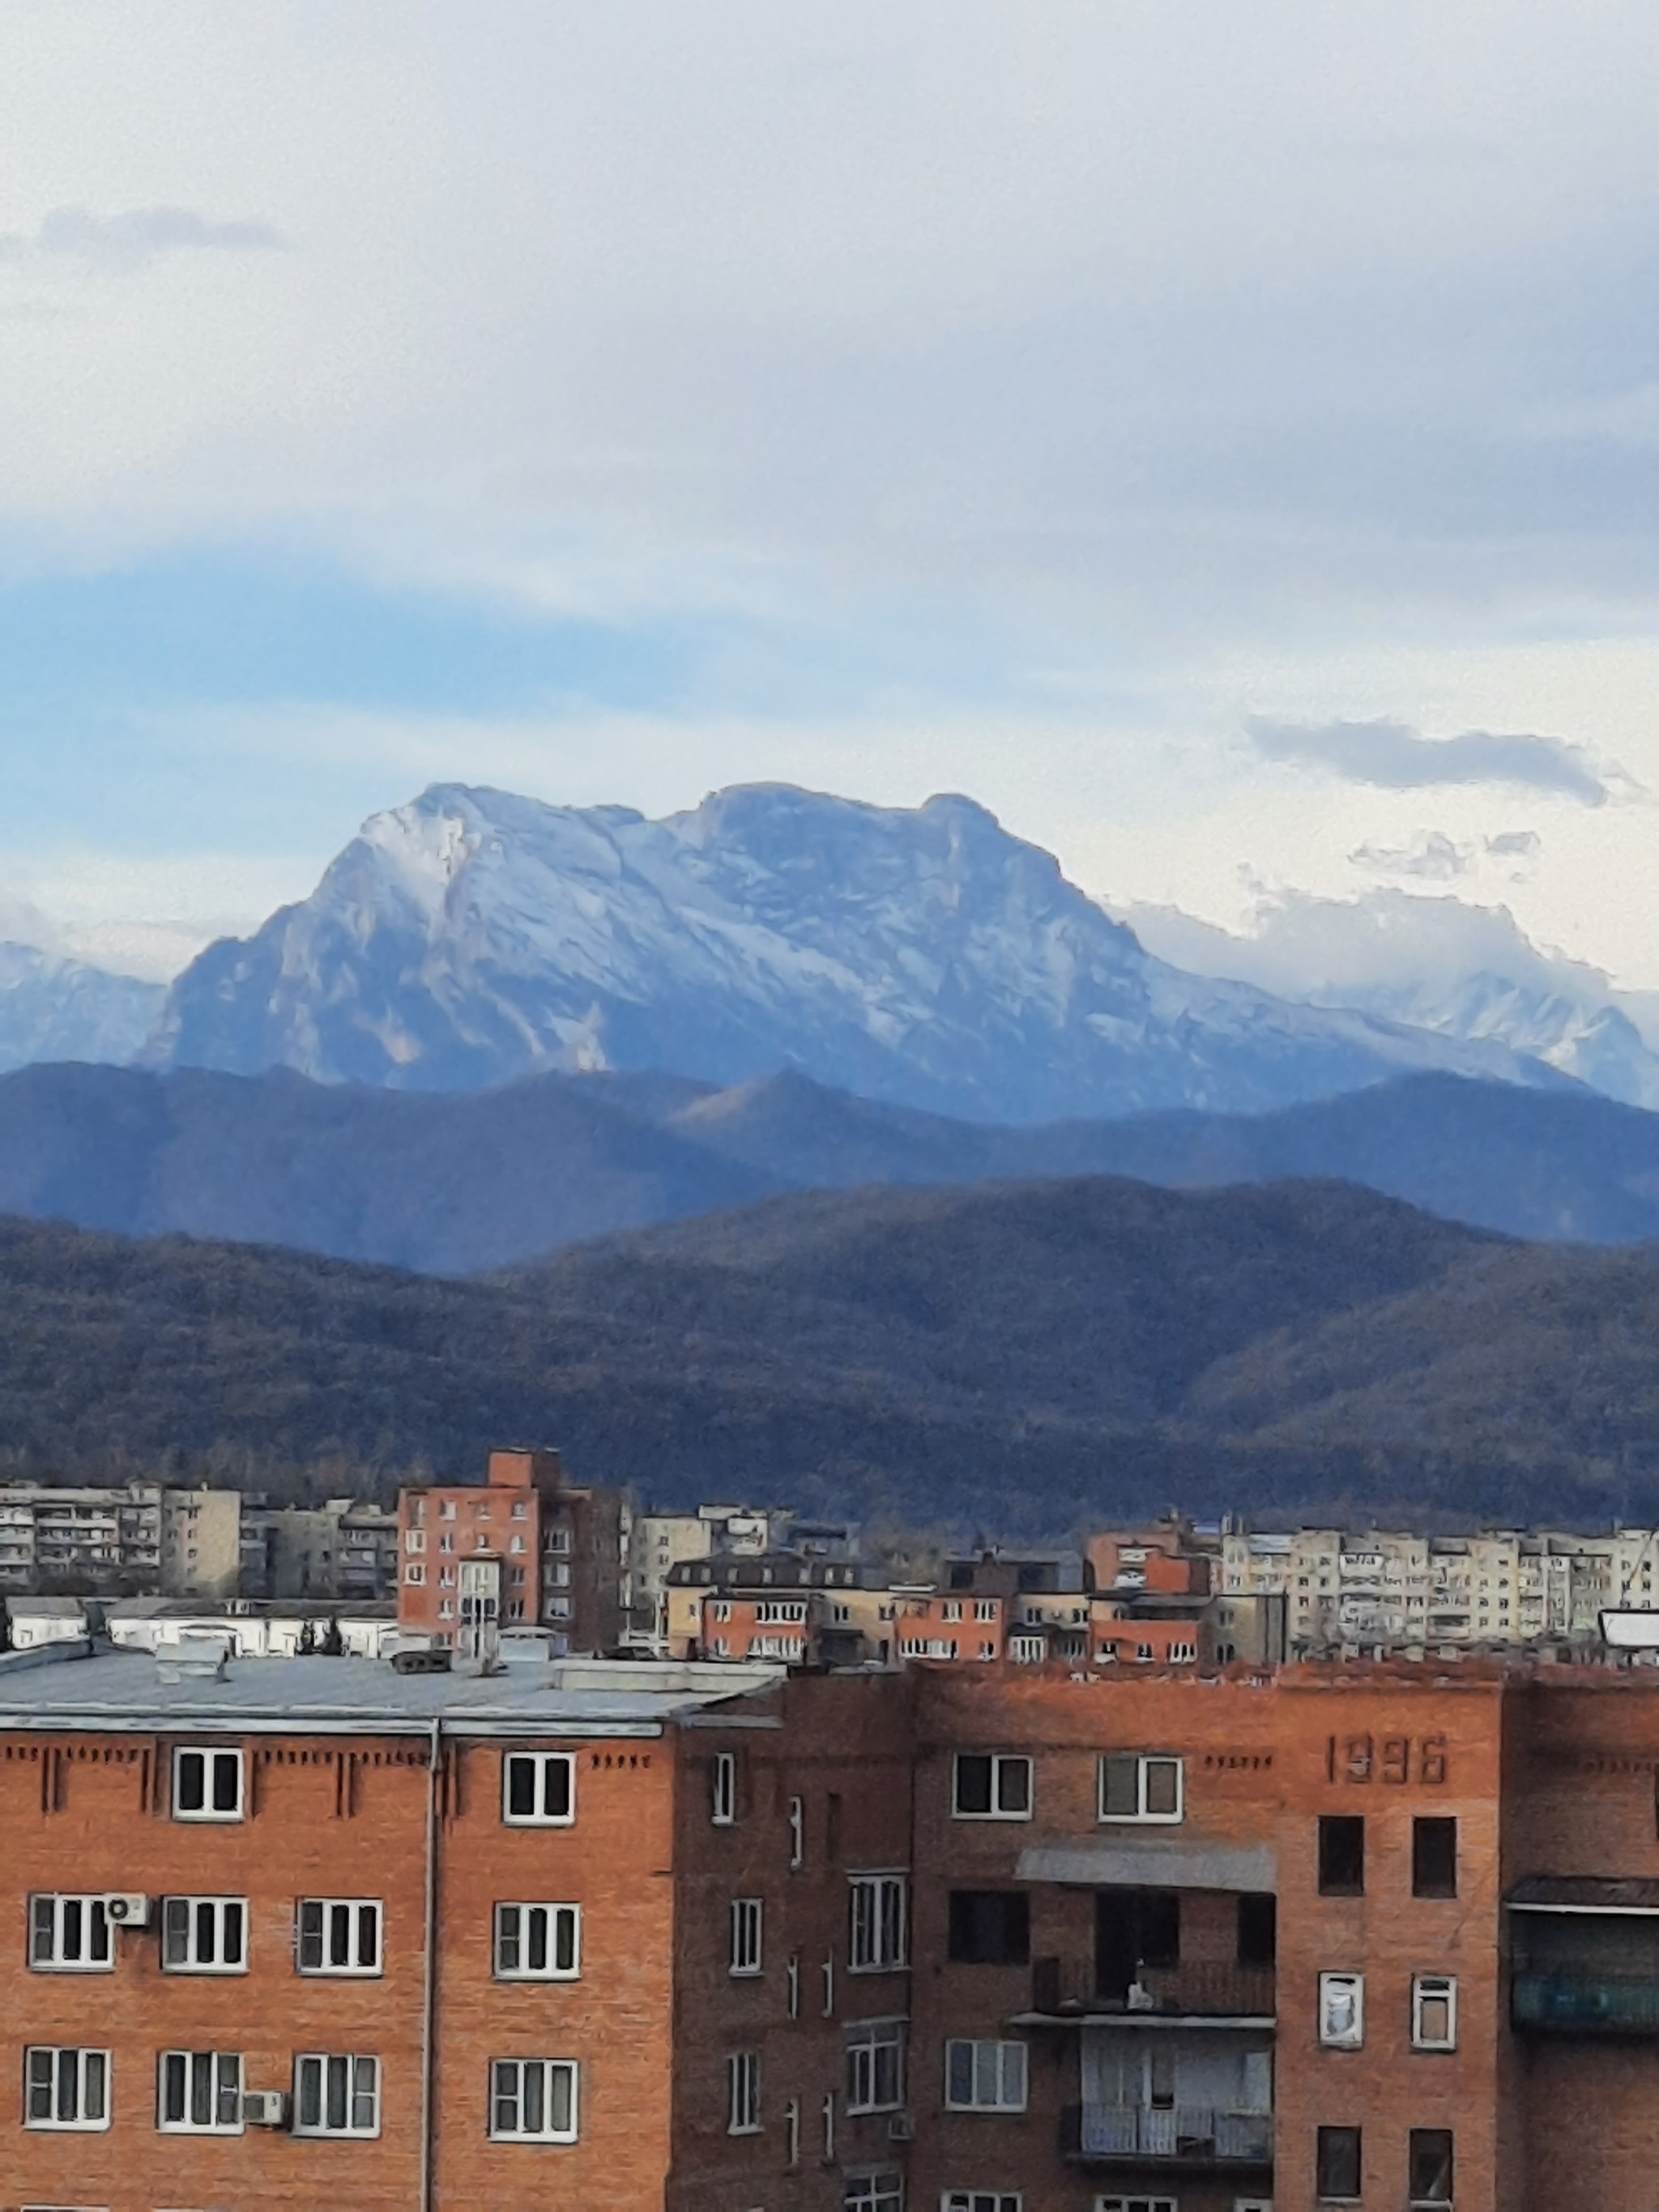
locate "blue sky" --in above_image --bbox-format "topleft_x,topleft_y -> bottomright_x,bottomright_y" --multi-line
6,2 -> 1659,987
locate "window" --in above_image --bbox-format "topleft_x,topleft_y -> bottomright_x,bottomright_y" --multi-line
158,2052 -> 242,2133
162,1896 -> 247,1974
1318,1815 -> 1365,1896
952,1754 -> 1032,1821
731,1897 -> 764,1975
974,1599 -> 998,1621
1237,1891 -> 1277,1965
1098,1754 -> 1183,1823
23,2048 -> 109,2130
712,1751 -> 737,1825
502,1752 -> 574,1826
944,2197 -> 1021,2212
1318,1971 -> 1365,2048
844,2175 -> 903,2212
1094,2201 -> 1175,2212
788,1795 -> 804,1867
1413,1973 -> 1458,2051
850,1874 -> 909,1971
172,1747 -> 243,1822
727,2049 -> 761,2134
488,2058 -> 578,2142
944,2039 -> 1026,2112
786,2093 -> 800,2164
948,1890 -> 1030,1967
294,2053 -> 380,2137
1410,2128 -> 1454,2206
846,2019 -> 906,2113
29,1895 -> 112,1972
823,2090 -> 836,2162
298,1899 -> 382,1975
404,1563 -> 426,1584
1316,2124 -> 1363,2200
787,1952 -> 800,2017
1412,1816 -> 1457,1899
494,1903 -> 580,1980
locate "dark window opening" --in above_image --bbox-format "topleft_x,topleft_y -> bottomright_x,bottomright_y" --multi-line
1094,1886 -> 1179,2000
948,1890 -> 1030,1966
1410,2127 -> 1454,2206
1237,1890 -> 1277,1964
1412,1817 -> 1457,1899
1319,1815 -> 1365,1897
1317,2124 -> 1363,2200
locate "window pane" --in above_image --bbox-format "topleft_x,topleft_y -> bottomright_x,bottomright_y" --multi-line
542,1758 -> 571,1818
1410,2128 -> 1454,2201
299,1900 -> 323,1969
190,2053 -> 213,2126
30,1897 -> 52,1964
83,2050 -> 106,2122
163,2052 -> 186,2124
1145,1759 -> 1179,1816
360,1904 -> 380,1967
549,2062 -> 573,2134
89,1900 -> 110,1963
177,1751 -> 205,1810
946,2040 -> 972,2103
555,1908 -> 577,1973
996,1758 -> 1030,1814
298,2057 -> 321,2129
506,1758 -> 535,1818
493,2061 -> 518,2133
195,1901 -> 215,1963
524,2063 -> 545,2134
955,1755 -> 992,1813
326,2054 -> 348,2131
211,1753 -> 240,1811
217,2054 -> 241,2125
1102,1755 -> 1138,1815
1002,2043 -> 1026,2106
351,2056 -> 377,2130
1419,1991 -> 1452,2044
1317,2124 -> 1363,2197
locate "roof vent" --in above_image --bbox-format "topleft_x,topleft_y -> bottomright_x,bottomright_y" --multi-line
391,1647 -> 453,1676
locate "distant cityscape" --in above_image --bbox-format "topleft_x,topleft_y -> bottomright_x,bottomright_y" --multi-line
9,1449 -> 1659,1669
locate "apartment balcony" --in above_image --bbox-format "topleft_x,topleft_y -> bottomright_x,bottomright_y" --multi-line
1061,2103 -> 1273,2166
1021,1957 -> 1275,2026
1512,1974 -> 1659,2035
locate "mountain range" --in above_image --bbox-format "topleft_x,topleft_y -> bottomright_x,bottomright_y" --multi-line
134,783 -> 1584,1117
6,1059 -> 1659,1272
6,1178 -> 1659,1532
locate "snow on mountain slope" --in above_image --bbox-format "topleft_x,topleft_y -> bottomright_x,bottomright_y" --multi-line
0,943 -> 165,1075
151,783 -> 1567,1121
1125,888 -> 1659,1110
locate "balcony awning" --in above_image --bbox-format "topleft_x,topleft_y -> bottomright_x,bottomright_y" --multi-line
1508,1876 -> 1659,1916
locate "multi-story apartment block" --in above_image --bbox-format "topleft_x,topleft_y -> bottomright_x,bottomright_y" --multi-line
239,1499 -> 400,1602
634,1506 -> 858,1647
15,1633 -> 1659,2208
0,1481 -> 241,1599
397,1447 -> 631,1655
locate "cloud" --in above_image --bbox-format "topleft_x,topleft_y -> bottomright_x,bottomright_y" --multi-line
1247,717 -> 1615,805
0,205 -> 285,267
1349,829 -> 1473,880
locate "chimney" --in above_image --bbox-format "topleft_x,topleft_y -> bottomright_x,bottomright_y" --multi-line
487,1447 -> 565,1495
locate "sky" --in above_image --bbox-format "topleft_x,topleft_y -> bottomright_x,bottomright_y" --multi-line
7,2 -> 1659,984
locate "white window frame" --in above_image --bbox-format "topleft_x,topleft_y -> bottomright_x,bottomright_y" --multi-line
787,1951 -> 801,2017
1094,2199 -> 1177,2212
297,1898 -> 382,1976
944,2195 -> 1022,2212
844,2170 -> 904,2210
1413,1973 -> 1458,2052
488,2056 -> 578,2142
786,2093 -> 801,2166
788,1794 -> 804,1867
727,2048 -> 761,2135
171,1746 -> 244,1823
846,2018 -> 906,2114
849,1873 -> 909,1972
711,1750 -> 737,1825
494,1902 -> 581,1982
23,2046 -> 110,2130
157,2050 -> 244,2134
28,1894 -> 113,1973
944,2039 -> 1027,2113
292,2052 -> 381,2137
501,1751 -> 575,1827
161,1895 -> 249,1975
1319,1970 -> 1366,2048
1098,1752 -> 1183,1825
404,1563 -> 426,1584
731,1896 -> 764,1976
951,1753 -> 1033,1822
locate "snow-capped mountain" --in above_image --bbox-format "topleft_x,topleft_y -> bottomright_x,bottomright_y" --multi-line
1127,888 -> 1659,1111
149,782 -> 1571,1121
0,943 -> 165,1075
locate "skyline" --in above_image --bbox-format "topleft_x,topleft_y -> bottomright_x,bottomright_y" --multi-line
6,3 -> 1659,989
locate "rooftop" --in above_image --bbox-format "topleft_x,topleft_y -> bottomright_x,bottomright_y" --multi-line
0,1643 -> 783,1735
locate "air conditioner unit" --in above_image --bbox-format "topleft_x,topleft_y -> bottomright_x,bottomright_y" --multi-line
885,2112 -> 915,2142
102,1892 -> 151,1927
242,2091 -> 290,2127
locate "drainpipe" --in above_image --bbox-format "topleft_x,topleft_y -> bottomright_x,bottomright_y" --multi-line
420,1716 -> 441,2212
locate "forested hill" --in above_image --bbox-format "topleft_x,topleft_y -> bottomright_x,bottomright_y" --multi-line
3,1175 -> 1658,1532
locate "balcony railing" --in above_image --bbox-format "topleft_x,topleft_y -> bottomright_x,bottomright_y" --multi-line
1029,1956 -> 1275,2020
1513,1972 -> 1659,2034
1063,2103 -> 1273,2163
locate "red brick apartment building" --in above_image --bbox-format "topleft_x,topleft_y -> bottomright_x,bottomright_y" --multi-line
10,1639 -> 1659,2210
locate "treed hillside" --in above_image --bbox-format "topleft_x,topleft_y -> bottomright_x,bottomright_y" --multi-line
6,1177 -> 1659,1532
